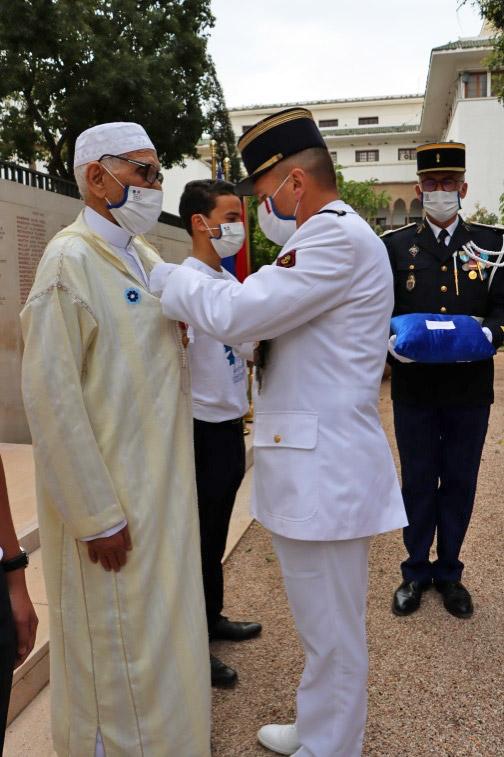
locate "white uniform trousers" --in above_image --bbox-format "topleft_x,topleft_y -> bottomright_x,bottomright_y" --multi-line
271,534 -> 370,757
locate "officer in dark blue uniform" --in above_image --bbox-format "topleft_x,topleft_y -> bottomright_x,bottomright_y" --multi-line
383,142 -> 504,619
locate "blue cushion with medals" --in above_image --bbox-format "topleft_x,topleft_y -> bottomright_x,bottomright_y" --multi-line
390,313 -> 496,363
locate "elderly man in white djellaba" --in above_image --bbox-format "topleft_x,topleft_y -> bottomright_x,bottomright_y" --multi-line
20,122 -> 211,757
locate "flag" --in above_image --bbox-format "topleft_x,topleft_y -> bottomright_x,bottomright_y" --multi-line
235,197 -> 252,282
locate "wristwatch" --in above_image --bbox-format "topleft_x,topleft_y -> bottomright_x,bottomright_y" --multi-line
2,548 -> 29,573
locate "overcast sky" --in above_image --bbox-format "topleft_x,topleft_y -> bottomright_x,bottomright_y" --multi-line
207,1 -> 484,108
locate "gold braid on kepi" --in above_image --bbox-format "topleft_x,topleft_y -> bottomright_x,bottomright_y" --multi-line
416,142 -> 466,174
235,107 -> 327,195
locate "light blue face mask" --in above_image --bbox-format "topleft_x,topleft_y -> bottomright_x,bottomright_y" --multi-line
257,174 -> 299,246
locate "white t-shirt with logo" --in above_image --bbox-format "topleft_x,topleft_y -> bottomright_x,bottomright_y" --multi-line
182,257 -> 251,422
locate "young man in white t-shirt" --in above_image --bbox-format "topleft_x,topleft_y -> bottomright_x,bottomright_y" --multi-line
179,180 -> 262,687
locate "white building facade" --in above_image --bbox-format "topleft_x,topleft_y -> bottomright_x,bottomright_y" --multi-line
199,23 -> 504,228
423,34 -> 504,217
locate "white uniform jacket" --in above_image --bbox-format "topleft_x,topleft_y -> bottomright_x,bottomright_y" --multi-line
153,201 -> 407,541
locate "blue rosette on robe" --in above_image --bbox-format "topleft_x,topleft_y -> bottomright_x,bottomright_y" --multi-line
390,313 -> 496,363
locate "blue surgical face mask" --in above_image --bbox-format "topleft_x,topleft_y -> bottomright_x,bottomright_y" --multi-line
201,218 -> 246,258
103,165 -> 163,235
257,174 -> 299,246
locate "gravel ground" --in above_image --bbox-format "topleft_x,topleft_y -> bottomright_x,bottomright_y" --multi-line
211,351 -> 504,757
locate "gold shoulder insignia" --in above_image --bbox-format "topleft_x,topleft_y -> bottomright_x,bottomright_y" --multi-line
468,221 -> 504,231
380,222 -> 416,238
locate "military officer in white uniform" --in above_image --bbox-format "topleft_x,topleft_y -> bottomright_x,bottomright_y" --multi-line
150,108 -> 407,757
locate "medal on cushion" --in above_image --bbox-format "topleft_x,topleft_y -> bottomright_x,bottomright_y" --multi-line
406,273 -> 416,291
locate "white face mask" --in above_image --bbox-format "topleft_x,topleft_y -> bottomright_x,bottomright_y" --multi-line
422,190 -> 461,224
104,166 -> 163,235
202,219 -> 245,258
257,173 -> 298,246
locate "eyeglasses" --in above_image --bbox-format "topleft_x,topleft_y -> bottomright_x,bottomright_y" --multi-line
99,154 -> 163,185
420,177 -> 463,192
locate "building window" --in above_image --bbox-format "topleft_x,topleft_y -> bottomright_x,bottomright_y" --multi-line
463,72 -> 488,98
491,71 -> 504,97
358,116 -> 379,125
242,125 -> 254,133
356,150 -> 379,162
329,150 -> 338,162
319,119 -> 339,128
398,148 -> 416,161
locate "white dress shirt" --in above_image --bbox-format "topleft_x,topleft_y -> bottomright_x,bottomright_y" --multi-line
84,206 -> 149,287
426,215 -> 460,245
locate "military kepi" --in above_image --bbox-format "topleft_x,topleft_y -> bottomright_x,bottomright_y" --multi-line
235,107 -> 326,195
416,142 -> 466,174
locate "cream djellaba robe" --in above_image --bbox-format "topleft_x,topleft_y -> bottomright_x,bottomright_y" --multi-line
20,210 -> 211,757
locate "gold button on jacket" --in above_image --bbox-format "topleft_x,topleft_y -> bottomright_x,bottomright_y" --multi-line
441,285 -> 447,293
274,434 -> 282,443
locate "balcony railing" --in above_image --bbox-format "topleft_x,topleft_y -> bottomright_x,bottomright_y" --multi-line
0,159 -> 80,198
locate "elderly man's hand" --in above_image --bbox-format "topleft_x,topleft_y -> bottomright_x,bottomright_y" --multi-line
87,524 -> 132,572
150,262 -> 179,296
6,571 -> 39,668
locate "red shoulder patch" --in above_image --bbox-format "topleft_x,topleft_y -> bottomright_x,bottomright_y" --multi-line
276,250 -> 296,268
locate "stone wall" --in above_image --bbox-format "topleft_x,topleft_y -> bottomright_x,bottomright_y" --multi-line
0,179 -> 191,443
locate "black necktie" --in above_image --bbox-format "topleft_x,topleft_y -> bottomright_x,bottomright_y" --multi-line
438,229 -> 449,246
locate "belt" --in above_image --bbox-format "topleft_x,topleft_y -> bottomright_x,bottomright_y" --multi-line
194,417 -> 243,427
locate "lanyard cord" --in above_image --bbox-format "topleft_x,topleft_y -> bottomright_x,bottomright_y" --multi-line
461,240 -> 504,267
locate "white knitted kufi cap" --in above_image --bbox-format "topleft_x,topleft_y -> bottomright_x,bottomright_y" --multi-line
73,122 -> 155,168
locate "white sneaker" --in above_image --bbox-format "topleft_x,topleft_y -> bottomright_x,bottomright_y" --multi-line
257,723 -> 300,755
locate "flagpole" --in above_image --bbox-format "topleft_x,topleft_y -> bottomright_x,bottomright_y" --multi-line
210,139 -> 217,180
223,156 -> 231,181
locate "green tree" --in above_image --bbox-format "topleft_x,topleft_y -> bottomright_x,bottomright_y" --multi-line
465,202 -> 500,225
463,1 -> 504,100
335,168 -> 391,232
203,58 -> 241,182
0,0 -> 215,178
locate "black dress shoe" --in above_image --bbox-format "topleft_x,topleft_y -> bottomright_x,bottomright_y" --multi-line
434,580 -> 474,618
392,580 -> 430,616
210,615 -> 262,641
210,655 -> 238,688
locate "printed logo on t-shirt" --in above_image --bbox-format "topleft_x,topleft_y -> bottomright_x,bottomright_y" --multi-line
224,345 -> 245,384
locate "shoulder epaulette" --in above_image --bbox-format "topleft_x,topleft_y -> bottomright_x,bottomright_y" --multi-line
380,222 -> 416,238
465,221 -> 504,232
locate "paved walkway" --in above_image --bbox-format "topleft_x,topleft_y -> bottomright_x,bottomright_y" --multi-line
211,352 -> 504,756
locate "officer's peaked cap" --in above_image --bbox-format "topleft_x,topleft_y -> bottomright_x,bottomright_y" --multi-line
235,107 -> 327,195
416,142 -> 466,174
